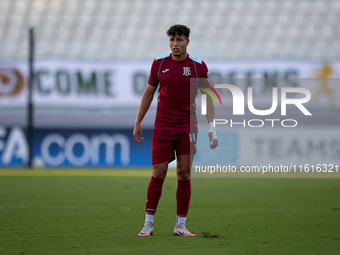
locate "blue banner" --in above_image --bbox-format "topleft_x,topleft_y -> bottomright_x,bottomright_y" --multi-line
0,126 -> 153,168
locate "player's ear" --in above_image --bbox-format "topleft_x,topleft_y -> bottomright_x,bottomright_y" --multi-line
186,38 -> 190,46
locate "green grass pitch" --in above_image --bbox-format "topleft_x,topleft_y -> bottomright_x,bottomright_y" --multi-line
0,170 -> 339,255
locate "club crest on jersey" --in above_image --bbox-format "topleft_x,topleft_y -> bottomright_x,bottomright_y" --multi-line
183,67 -> 191,76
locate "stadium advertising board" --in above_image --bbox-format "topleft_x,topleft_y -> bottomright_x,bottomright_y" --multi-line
0,126 -> 152,167
2,125 -> 338,169
194,128 -> 340,173
0,61 -> 339,109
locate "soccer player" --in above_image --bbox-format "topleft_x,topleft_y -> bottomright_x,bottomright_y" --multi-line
133,24 -> 218,236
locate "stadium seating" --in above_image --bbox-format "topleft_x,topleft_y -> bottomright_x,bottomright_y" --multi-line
0,0 -> 339,61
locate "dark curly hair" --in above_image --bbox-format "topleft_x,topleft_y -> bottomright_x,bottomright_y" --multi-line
166,24 -> 190,39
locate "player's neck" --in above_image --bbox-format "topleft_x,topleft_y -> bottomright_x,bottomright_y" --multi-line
171,52 -> 187,61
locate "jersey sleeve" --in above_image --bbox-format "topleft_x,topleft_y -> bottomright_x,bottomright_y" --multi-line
147,59 -> 159,86
201,60 -> 209,78
199,60 -> 210,89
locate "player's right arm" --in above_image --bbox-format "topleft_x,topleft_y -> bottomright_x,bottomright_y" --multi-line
133,84 -> 157,143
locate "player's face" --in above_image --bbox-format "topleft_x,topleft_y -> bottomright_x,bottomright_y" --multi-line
169,35 -> 189,57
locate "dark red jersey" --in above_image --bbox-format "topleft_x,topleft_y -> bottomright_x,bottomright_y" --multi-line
148,53 -> 208,133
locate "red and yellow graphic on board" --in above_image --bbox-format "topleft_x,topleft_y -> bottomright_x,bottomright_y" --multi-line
0,69 -> 25,98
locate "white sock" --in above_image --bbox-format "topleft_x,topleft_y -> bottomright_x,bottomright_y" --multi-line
176,216 -> 186,225
145,214 -> 154,224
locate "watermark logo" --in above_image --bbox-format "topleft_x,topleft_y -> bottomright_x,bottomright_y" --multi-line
199,83 -> 223,115
200,84 -> 312,128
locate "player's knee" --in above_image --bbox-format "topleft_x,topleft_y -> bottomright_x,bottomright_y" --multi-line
152,167 -> 167,180
177,169 -> 191,180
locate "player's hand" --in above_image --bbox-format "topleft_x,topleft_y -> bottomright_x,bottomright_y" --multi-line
208,122 -> 218,149
133,122 -> 144,144
209,132 -> 218,149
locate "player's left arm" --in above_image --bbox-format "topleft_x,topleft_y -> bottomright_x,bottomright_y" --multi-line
201,89 -> 218,149
201,61 -> 218,149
